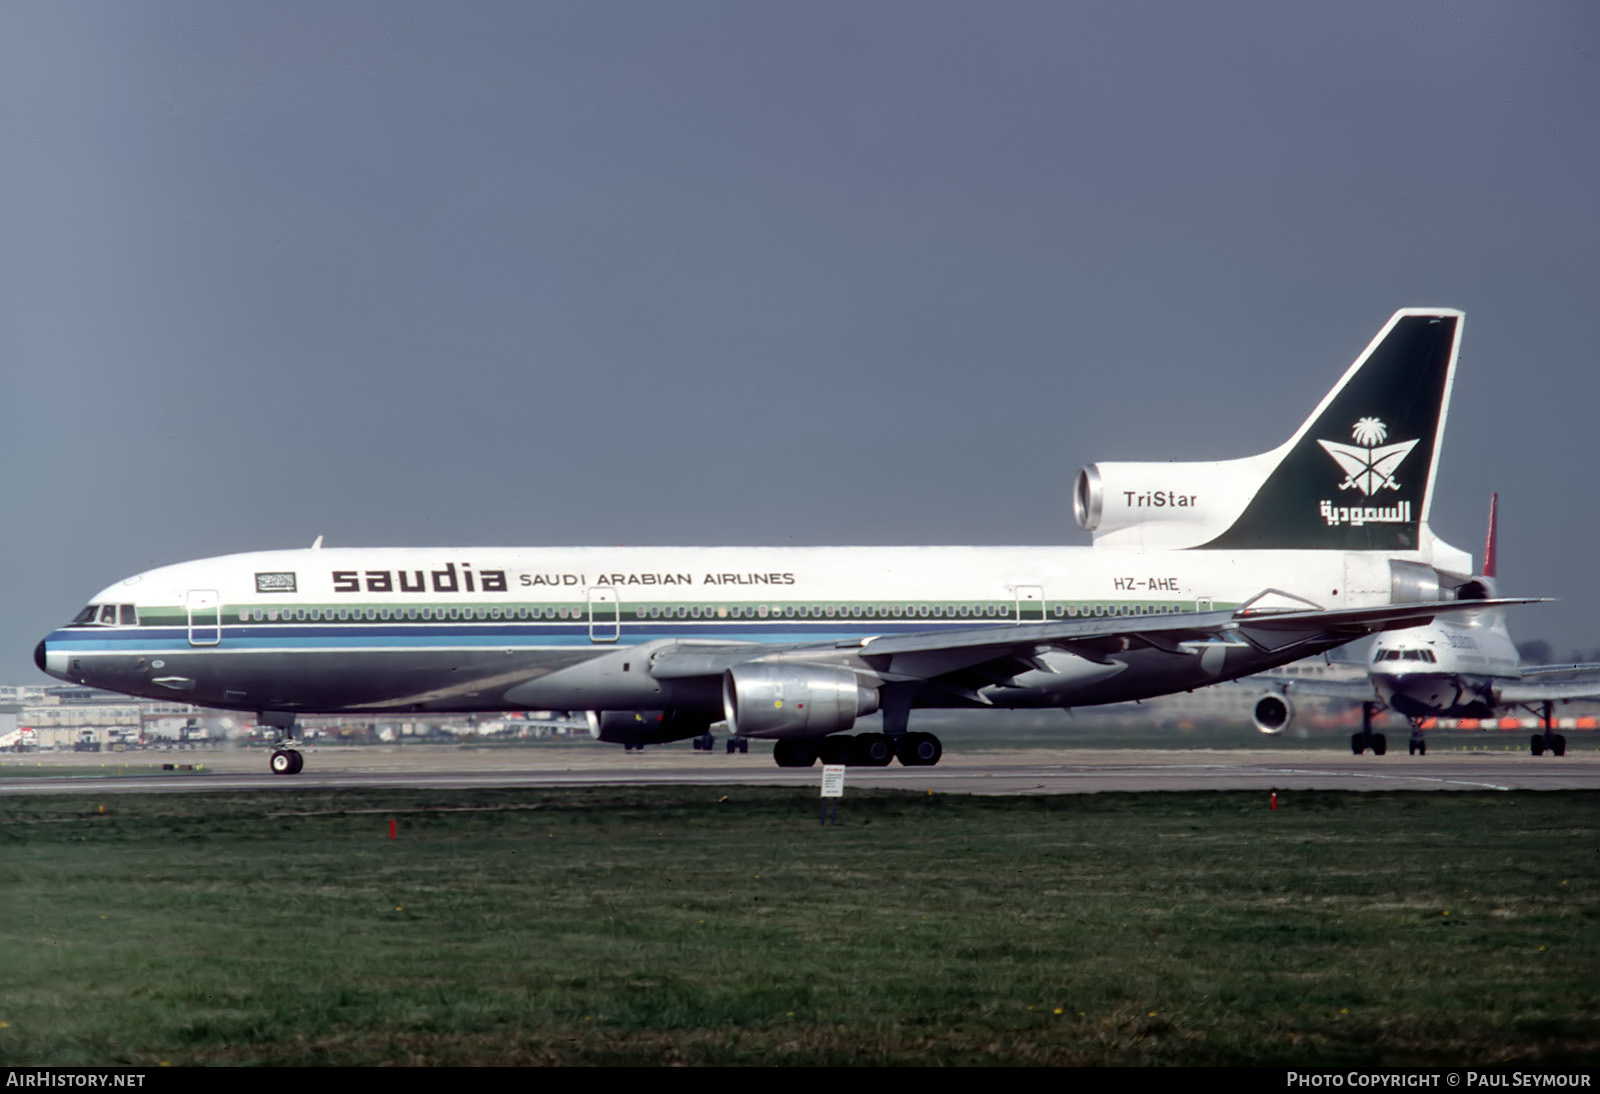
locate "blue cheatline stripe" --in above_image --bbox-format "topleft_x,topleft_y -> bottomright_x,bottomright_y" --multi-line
76,620 -> 997,639
46,620 -> 1002,654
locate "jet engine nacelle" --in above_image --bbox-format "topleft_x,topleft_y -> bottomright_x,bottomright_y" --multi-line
1073,459 -> 1266,549
722,663 -> 879,739
587,709 -> 713,745
1252,690 -> 1293,735
1388,560 -> 1443,604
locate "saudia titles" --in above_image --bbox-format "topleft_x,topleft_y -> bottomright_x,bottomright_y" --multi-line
328,563 -> 799,594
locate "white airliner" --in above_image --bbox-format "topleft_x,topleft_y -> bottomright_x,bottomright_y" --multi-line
37,309 -> 1533,775
1251,494 -> 1593,756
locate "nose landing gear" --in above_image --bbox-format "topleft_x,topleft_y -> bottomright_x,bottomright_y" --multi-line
1407,719 -> 1427,756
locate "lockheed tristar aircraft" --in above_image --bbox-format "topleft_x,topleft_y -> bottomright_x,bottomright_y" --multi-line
37,308 -> 1536,774
1252,494 -> 1590,757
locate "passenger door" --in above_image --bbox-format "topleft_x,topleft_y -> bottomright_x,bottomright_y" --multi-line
587,587 -> 619,643
186,589 -> 221,647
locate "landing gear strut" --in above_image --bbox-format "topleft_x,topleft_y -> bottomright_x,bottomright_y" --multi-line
1407,719 -> 1427,756
881,686 -> 942,767
1351,702 -> 1387,756
1530,701 -> 1566,757
261,711 -> 303,775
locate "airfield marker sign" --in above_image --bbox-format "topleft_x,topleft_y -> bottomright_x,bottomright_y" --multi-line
820,764 -> 844,826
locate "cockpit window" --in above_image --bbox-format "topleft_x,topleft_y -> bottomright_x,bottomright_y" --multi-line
70,603 -> 137,626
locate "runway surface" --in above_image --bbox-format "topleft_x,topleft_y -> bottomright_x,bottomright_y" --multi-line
3,744 -> 1597,795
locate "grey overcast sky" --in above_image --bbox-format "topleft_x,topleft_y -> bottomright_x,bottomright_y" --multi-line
3,2 -> 1598,680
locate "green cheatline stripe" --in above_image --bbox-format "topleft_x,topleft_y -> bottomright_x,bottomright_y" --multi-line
128,599 -> 1231,626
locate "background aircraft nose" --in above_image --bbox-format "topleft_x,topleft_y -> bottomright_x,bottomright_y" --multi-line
34,639 -> 47,674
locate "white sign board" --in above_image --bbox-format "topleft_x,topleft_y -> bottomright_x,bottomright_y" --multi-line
820,764 -> 846,798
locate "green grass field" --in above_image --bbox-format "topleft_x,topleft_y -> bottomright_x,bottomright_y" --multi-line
1,787 -> 1596,1066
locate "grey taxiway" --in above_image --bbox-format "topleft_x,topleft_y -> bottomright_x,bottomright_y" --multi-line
2,745 -> 1596,795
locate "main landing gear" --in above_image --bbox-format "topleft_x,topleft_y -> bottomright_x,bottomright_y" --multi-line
691,733 -> 749,754
1530,701 -> 1567,757
1352,702 -> 1387,756
261,711 -> 304,776
771,732 -> 942,768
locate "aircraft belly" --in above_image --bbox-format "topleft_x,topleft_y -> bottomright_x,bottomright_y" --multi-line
62,647 -> 602,714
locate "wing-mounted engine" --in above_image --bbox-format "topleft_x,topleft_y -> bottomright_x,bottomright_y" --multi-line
722,663 -> 879,739
588,709 -> 713,745
1074,457 -> 1273,549
1252,690 -> 1293,735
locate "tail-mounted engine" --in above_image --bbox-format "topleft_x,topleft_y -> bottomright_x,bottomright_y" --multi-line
722,663 -> 879,739
1252,690 -> 1293,735
1389,560 -> 1491,604
1073,459 -> 1268,549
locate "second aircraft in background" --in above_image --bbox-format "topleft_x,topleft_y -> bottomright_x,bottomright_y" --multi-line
1252,494 -> 1597,756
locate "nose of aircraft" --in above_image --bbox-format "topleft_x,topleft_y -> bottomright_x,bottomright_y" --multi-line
34,637 -> 69,681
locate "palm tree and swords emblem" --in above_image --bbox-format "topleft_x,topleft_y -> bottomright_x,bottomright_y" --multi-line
1317,417 -> 1419,495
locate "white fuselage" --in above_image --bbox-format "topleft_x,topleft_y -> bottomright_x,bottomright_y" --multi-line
40,539 -> 1468,717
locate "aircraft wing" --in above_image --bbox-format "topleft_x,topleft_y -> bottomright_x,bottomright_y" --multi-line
647,598 -> 1541,685
1245,672 -> 1379,701
1495,664 -> 1600,703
